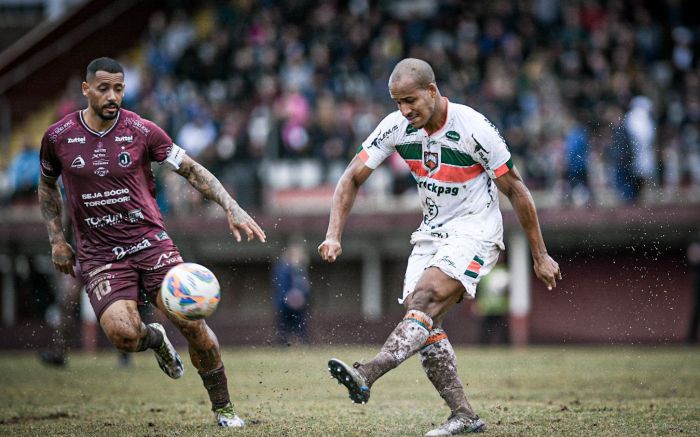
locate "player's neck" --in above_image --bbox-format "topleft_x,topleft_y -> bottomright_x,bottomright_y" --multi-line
81,108 -> 117,133
424,96 -> 448,135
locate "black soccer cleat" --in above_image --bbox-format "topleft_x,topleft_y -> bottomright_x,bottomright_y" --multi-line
328,358 -> 370,404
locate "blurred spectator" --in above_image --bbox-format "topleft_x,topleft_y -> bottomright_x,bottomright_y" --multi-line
7,139 -> 39,206
563,110 -> 591,206
272,242 -> 311,345
609,96 -> 658,203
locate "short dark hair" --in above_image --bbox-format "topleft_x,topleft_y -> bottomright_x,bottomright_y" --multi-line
86,57 -> 123,81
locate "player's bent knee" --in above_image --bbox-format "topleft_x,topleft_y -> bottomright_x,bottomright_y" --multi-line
106,326 -> 142,351
406,285 -> 452,317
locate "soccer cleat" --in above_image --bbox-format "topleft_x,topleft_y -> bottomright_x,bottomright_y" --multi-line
328,358 -> 370,404
214,403 -> 245,428
425,415 -> 487,436
149,323 -> 184,379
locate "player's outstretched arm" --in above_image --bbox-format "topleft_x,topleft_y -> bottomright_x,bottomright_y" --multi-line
38,175 -> 76,276
318,156 -> 373,263
175,156 -> 266,243
494,166 -> 561,290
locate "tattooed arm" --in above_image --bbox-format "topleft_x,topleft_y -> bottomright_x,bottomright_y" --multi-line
175,156 -> 266,242
38,175 -> 76,276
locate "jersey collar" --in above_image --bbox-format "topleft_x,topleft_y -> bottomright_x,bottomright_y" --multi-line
424,97 -> 449,137
79,109 -> 121,138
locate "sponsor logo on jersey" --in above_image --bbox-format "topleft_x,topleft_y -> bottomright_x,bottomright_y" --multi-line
155,231 -> 170,241
423,197 -> 439,225
472,134 -> 489,163
112,238 -> 151,260
71,155 -> 85,168
49,119 -> 76,142
418,180 -> 459,196
67,136 -> 86,144
115,135 -> 133,143
125,118 -> 150,134
370,124 -> 398,148
445,131 -> 460,142
92,152 -> 106,159
92,159 -> 109,166
127,209 -> 144,222
406,125 -> 418,135
84,212 -> 123,229
118,151 -> 132,167
149,251 -> 183,271
423,151 -> 439,172
94,167 -> 109,177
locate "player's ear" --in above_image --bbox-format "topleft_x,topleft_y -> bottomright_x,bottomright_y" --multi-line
81,81 -> 89,96
428,83 -> 437,98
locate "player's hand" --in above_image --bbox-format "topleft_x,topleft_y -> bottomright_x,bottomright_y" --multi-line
318,238 -> 342,262
533,253 -> 561,290
225,204 -> 266,243
51,241 -> 76,277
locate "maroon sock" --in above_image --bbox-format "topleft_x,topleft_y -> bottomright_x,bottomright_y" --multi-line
199,365 -> 231,411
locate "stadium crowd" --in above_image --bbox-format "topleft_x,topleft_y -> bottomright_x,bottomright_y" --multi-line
2,0 -> 700,211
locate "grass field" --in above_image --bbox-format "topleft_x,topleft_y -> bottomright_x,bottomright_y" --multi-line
1,346 -> 699,436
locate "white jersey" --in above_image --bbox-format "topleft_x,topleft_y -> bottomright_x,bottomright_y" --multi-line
358,99 -> 512,248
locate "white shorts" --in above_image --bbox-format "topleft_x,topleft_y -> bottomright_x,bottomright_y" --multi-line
400,236 -> 501,304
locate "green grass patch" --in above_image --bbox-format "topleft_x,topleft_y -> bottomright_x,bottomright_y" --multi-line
1,346 -> 698,436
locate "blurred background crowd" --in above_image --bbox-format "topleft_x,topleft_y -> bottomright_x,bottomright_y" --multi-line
2,0 -> 700,212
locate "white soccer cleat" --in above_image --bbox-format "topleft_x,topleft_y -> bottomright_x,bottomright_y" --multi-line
425,415 -> 486,436
214,403 -> 245,428
149,323 -> 184,379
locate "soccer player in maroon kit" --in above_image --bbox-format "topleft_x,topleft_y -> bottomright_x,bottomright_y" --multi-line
38,57 -> 266,428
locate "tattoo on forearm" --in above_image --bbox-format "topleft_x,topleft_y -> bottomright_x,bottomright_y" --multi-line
179,161 -> 236,211
38,179 -> 65,244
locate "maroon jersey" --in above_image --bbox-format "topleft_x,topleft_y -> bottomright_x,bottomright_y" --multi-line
40,109 -> 186,268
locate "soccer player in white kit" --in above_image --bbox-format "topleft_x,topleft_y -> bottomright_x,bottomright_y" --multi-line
319,58 -> 561,436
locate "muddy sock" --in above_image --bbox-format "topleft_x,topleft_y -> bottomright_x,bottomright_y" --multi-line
136,324 -> 164,352
359,310 -> 433,386
419,328 -> 478,420
199,365 -> 231,411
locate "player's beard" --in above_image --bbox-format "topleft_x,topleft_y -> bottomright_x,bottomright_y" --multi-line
98,103 -> 120,121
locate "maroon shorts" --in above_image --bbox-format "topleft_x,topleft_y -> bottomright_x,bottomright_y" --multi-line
80,241 -> 183,321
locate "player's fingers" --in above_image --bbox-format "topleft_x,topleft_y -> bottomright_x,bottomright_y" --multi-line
248,220 -> 266,242
231,226 -> 242,242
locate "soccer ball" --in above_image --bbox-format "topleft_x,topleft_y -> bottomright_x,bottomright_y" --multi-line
161,263 -> 221,320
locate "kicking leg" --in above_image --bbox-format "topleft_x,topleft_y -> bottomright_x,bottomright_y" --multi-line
330,267 -> 462,403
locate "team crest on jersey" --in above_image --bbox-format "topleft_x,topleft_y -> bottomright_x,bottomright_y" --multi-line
71,155 -> 85,168
423,151 -> 439,173
118,151 -> 132,167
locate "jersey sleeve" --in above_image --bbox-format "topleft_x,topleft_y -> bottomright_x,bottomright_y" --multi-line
39,131 -> 61,179
356,113 -> 401,169
145,119 -> 186,169
469,114 -> 512,179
